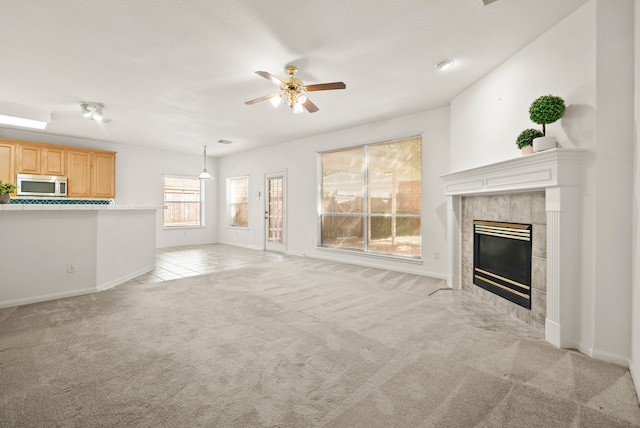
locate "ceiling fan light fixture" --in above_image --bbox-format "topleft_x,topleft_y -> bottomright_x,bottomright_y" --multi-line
269,94 -> 282,108
293,103 -> 304,114
297,94 -> 307,104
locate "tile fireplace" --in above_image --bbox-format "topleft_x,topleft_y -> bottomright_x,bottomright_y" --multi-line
440,148 -> 583,349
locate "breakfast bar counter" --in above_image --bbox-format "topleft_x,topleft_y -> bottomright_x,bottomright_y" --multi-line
0,204 -> 163,308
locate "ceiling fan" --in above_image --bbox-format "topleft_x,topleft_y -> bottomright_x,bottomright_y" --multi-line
245,66 -> 346,113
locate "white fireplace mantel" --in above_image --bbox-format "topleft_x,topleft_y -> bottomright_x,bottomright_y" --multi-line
440,148 -> 584,349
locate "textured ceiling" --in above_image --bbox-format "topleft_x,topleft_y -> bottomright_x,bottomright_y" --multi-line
0,0 -> 588,156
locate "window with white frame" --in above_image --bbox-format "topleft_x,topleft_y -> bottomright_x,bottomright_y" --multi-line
163,176 -> 203,227
320,136 -> 422,258
228,176 -> 249,227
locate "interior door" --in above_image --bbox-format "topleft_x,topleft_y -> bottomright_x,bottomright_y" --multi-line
265,171 -> 286,252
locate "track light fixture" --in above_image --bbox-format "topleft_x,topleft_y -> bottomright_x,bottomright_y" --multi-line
81,103 -> 105,122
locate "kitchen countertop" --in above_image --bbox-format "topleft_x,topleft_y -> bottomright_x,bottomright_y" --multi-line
0,203 -> 163,211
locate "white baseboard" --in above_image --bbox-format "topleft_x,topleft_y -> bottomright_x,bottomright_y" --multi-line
0,287 -> 97,309
156,240 -> 217,249
217,241 -> 264,251
590,348 -> 631,367
629,362 -> 640,404
306,252 -> 447,279
97,264 -> 156,291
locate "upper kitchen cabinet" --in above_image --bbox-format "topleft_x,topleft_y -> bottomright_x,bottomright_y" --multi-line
16,143 -> 66,176
42,146 -> 66,176
67,149 -> 116,199
0,142 -> 15,183
92,151 -> 115,199
67,149 -> 92,197
16,144 -> 41,174
3,139 -> 116,198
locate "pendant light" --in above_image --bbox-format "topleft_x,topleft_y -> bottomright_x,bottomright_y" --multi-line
198,145 -> 213,180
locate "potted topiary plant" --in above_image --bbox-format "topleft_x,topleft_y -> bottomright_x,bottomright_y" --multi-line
0,180 -> 17,204
528,94 -> 566,152
516,128 -> 544,155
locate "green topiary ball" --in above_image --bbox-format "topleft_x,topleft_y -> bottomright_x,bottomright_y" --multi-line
529,95 -> 566,131
516,128 -> 544,149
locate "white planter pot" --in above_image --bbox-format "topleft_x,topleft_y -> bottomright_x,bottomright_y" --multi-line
520,146 -> 533,156
533,136 -> 556,152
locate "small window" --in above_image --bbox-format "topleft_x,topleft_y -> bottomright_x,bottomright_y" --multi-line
228,176 -> 249,227
163,176 -> 203,227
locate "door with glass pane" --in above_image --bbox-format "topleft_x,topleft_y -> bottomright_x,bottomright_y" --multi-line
265,172 -> 286,252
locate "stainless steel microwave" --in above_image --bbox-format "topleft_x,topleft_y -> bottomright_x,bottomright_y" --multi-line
17,174 -> 68,197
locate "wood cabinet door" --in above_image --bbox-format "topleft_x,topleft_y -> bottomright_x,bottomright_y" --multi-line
67,150 -> 92,197
16,145 -> 41,174
92,152 -> 115,198
0,143 -> 15,184
42,147 -> 66,176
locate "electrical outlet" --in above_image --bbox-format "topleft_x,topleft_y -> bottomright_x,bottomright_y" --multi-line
434,252 -> 440,260
67,264 -> 76,273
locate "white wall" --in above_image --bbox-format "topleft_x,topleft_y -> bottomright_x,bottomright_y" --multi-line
217,107 -> 450,278
0,128 -> 218,248
451,0 -> 635,365
631,0 -> 640,403
0,210 -> 97,307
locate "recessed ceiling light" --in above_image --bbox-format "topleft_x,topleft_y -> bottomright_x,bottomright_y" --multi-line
218,139 -> 232,144
434,59 -> 455,71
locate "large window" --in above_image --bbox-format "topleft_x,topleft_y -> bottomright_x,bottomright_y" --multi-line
163,176 -> 203,227
228,176 -> 249,227
320,136 -> 422,258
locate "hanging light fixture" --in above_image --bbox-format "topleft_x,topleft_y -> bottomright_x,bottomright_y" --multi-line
198,145 -> 213,180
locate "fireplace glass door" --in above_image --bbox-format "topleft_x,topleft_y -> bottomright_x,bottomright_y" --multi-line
473,220 -> 532,309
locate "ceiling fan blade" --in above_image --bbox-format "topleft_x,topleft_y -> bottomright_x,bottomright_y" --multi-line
304,82 -> 346,92
255,71 -> 285,86
302,98 -> 319,113
244,92 -> 281,105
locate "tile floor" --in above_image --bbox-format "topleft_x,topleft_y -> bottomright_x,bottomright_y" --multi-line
129,243 -> 289,284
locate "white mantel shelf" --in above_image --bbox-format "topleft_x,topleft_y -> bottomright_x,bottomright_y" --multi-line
440,148 -> 584,350
440,148 -> 584,196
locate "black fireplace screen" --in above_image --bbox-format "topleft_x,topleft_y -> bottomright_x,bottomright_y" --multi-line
473,220 -> 532,309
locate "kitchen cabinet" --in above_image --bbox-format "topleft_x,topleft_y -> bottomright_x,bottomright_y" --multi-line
92,152 -> 115,198
16,144 -> 66,176
1,139 -> 116,198
67,149 -> 92,197
42,146 -> 66,176
0,142 -> 15,184
16,144 -> 41,174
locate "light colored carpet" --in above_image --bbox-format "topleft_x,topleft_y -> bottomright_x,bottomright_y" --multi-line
1,248 -> 639,427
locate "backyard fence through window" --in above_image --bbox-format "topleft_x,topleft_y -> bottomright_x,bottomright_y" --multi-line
319,136 -> 422,258
163,176 -> 203,227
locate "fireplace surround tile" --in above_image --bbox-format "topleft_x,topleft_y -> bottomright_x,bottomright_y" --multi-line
510,193 -> 533,224
462,192 -> 546,330
531,289 -> 546,326
532,192 -> 546,224
532,225 -> 546,258
532,256 -> 546,293
487,194 -> 510,222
